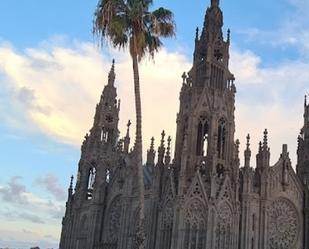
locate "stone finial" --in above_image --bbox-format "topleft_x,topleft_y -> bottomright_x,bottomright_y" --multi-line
165,136 -> 172,165
195,27 -> 199,41
259,141 -> 262,153
246,134 -> 250,150
236,139 -> 240,156
70,175 -> 74,189
123,120 -> 131,154
263,129 -> 268,149
126,120 -> 131,137
244,134 -> 251,168
146,137 -> 156,166
166,136 -> 172,155
150,137 -> 155,152
257,130 -> 270,168
211,0 -> 219,7
158,130 -> 166,164
68,175 -> 74,199
108,59 -> 116,85
160,130 -> 166,148
227,29 -> 231,43
182,72 -> 187,84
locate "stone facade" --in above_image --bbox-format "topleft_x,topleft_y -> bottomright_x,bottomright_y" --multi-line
59,1 -> 309,249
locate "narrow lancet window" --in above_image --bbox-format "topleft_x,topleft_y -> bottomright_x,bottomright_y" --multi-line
101,127 -> 108,142
196,116 -> 209,156
87,167 -> 96,199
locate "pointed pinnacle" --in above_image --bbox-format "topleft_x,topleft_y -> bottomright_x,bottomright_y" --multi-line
195,27 -> 199,41
259,141 -> 262,152
246,134 -> 250,150
236,139 -> 240,154
150,137 -> 155,151
126,120 -> 131,137
305,95 -> 307,107
108,59 -> 116,85
69,175 -> 74,189
227,29 -> 231,42
167,136 -> 171,154
211,0 -> 219,7
160,130 -> 166,147
263,129 -> 268,148
182,72 -> 187,84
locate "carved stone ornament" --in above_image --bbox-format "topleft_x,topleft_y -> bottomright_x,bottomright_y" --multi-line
267,198 -> 299,249
107,197 -> 122,242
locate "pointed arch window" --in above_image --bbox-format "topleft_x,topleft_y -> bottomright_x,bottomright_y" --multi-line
101,126 -> 114,143
101,126 -> 108,142
159,202 -> 173,249
215,202 -> 232,249
183,199 -> 208,249
217,118 -> 226,159
102,196 -> 122,248
196,116 -> 209,156
87,166 -> 96,199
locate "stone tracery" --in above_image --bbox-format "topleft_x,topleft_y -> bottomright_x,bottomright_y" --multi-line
215,202 -> 232,249
267,198 -> 299,249
103,196 -> 122,247
183,198 -> 208,249
160,201 -> 173,249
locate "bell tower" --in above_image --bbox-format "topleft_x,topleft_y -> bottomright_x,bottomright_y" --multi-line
74,60 -> 120,200
174,0 -> 236,188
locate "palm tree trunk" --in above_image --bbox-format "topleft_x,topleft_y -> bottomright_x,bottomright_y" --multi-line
132,51 -> 145,249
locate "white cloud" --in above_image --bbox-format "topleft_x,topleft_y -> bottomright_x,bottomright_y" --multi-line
237,0 -> 309,57
230,46 -> 309,165
0,39 -> 308,166
0,176 -> 64,221
0,39 -> 191,155
0,176 -> 64,248
35,174 -> 67,201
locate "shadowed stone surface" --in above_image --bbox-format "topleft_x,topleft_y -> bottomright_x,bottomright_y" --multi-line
59,1 -> 309,249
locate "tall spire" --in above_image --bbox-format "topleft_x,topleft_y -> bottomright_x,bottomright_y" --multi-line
211,0 -> 220,7
303,95 -> 309,139
108,59 -> 115,86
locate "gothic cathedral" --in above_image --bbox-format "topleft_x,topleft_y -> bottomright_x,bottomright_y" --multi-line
60,1 -> 309,249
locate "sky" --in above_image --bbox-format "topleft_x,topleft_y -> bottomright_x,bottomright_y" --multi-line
0,0 -> 309,248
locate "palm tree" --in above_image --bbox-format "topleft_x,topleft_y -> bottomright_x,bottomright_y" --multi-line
93,0 -> 175,248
